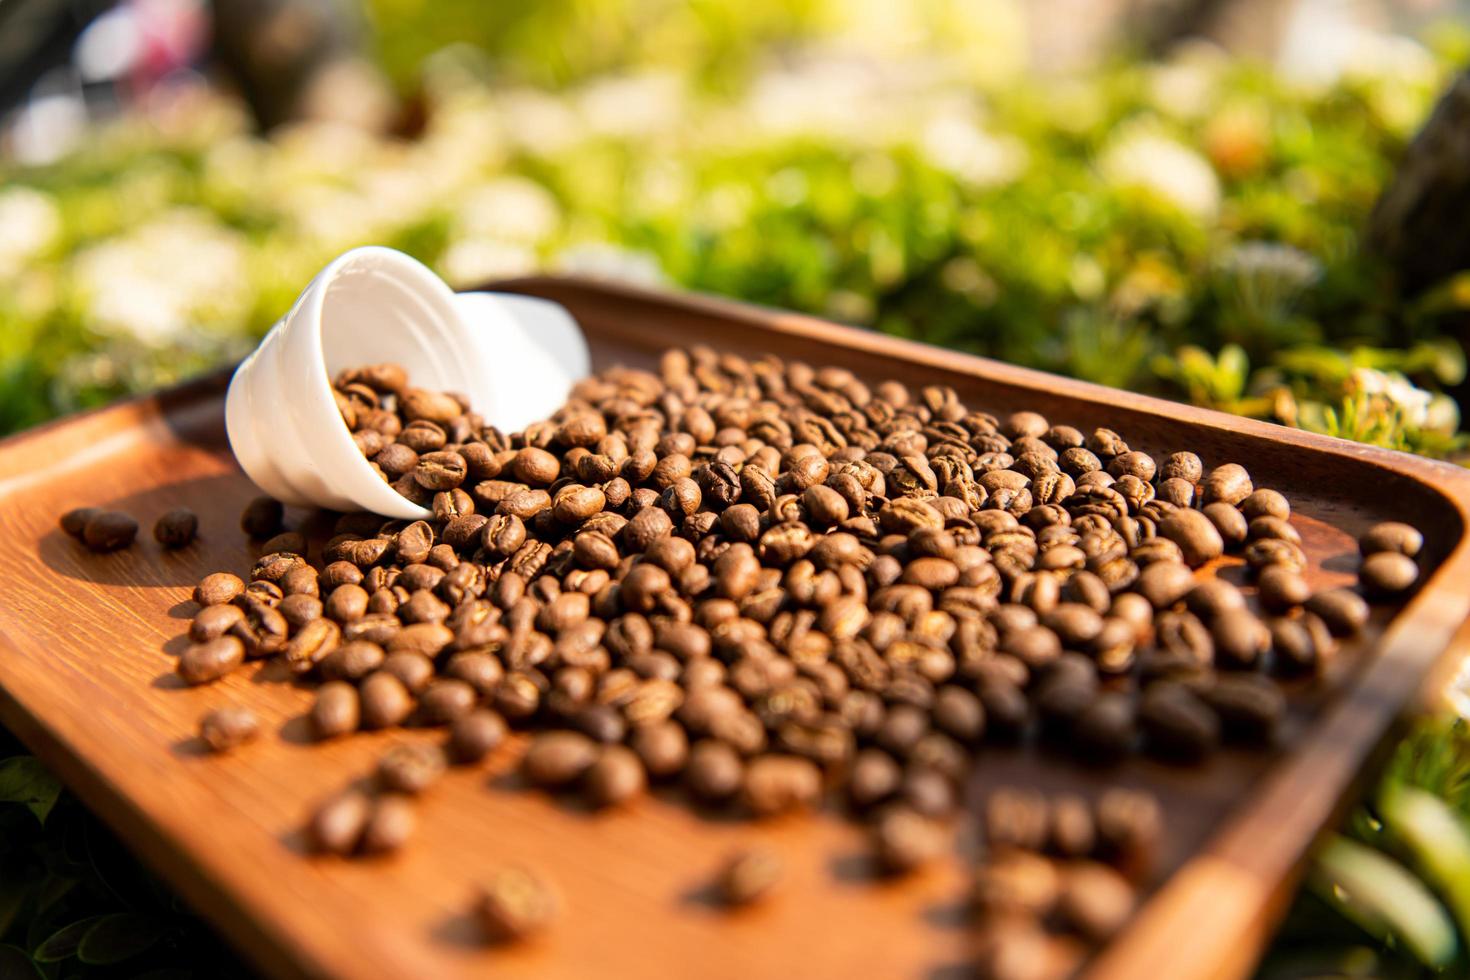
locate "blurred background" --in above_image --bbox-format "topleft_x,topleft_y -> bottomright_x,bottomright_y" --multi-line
5,0 -> 1470,976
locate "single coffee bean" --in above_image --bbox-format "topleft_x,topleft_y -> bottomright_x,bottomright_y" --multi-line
874,806 -> 947,874
1257,565 -> 1310,613
1138,682 -> 1220,762
82,510 -> 139,552
687,739 -> 744,802
716,848 -> 783,906
1359,521 -> 1423,558
1240,488 -> 1290,521
449,709 -> 508,763
523,731 -> 599,788
476,867 -> 558,943
154,507 -> 199,548
984,787 -> 1050,852
1202,463 -> 1252,506
1360,551 -> 1418,597
1059,861 -> 1136,940
359,672 -> 414,729
743,755 -> 822,817
1049,794 -> 1097,858
1305,588 -> 1370,636
1210,608 -> 1270,669
1201,502 -> 1248,548
190,603 -> 245,642
240,496 -> 284,539
583,745 -> 647,808
631,720 -> 689,779
198,706 -> 260,752
417,678 -> 478,726
971,849 -> 1060,919
1202,674 -> 1285,744
308,790 -> 372,854
360,794 -> 417,854
1161,451 -> 1203,484
1071,693 -> 1135,763
1158,508 -> 1224,569
178,636 -> 245,685
311,681 -> 360,739
377,742 -> 447,794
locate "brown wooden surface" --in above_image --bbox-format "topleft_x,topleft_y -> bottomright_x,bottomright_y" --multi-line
0,276 -> 1468,980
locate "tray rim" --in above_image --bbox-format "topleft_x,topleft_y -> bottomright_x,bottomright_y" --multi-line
0,273 -> 1466,980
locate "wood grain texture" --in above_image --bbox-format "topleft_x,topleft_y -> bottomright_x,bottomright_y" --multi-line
0,276 -> 1467,980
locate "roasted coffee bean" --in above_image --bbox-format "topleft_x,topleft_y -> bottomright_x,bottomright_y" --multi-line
1201,502 -> 1247,548
360,794 -> 416,854
198,706 -> 259,752
311,682 -> 361,739
1360,551 -> 1418,597
360,672 -> 414,729
1059,862 -> 1136,940
1305,588 -> 1370,636
308,790 -> 371,854
873,807 -> 946,874
1359,520 -> 1423,558
1158,508 -> 1223,568
450,709 -> 508,763
743,755 -> 821,817
523,731 -> 599,788
1071,693 -> 1135,763
418,679 -> 478,725
1202,674 -> 1284,744
583,745 -> 647,807
1161,451 -> 1203,484
1210,608 -> 1270,669
716,848 -> 783,906
1139,682 -> 1219,762
984,787 -> 1050,852
60,506 -> 101,539
687,740 -> 744,802
971,849 -> 1060,918
1257,565 -> 1310,613
81,510 -> 138,552
1268,614 -> 1335,675
190,603 -> 245,642
377,742 -> 447,794
1202,464 -> 1252,506
154,507 -> 199,548
240,496 -> 284,539
477,867 -> 557,943
178,636 -> 245,685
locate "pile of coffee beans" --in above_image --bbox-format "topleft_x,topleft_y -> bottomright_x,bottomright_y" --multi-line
126,348 -> 1427,955
972,787 -> 1159,978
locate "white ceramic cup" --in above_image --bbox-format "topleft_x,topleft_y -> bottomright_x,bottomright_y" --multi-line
225,246 -> 589,519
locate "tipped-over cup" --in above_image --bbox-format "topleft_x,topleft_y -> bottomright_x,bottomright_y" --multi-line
225,246 -> 589,519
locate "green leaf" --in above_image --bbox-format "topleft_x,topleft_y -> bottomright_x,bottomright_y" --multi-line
1311,835 -> 1458,968
77,913 -> 168,965
1378,784 -> 1470,948
32,917 -> 104,963
0,758 -> 61,825
0,945 -> 42,980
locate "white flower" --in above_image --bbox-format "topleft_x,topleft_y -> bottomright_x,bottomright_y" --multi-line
1099,125 -> 1220,220
0,187 -> 61,278
72,209 -> 248,345
1349,367 -> 1434,429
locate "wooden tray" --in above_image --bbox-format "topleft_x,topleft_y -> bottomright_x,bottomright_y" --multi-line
1,277 -> 1467,980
